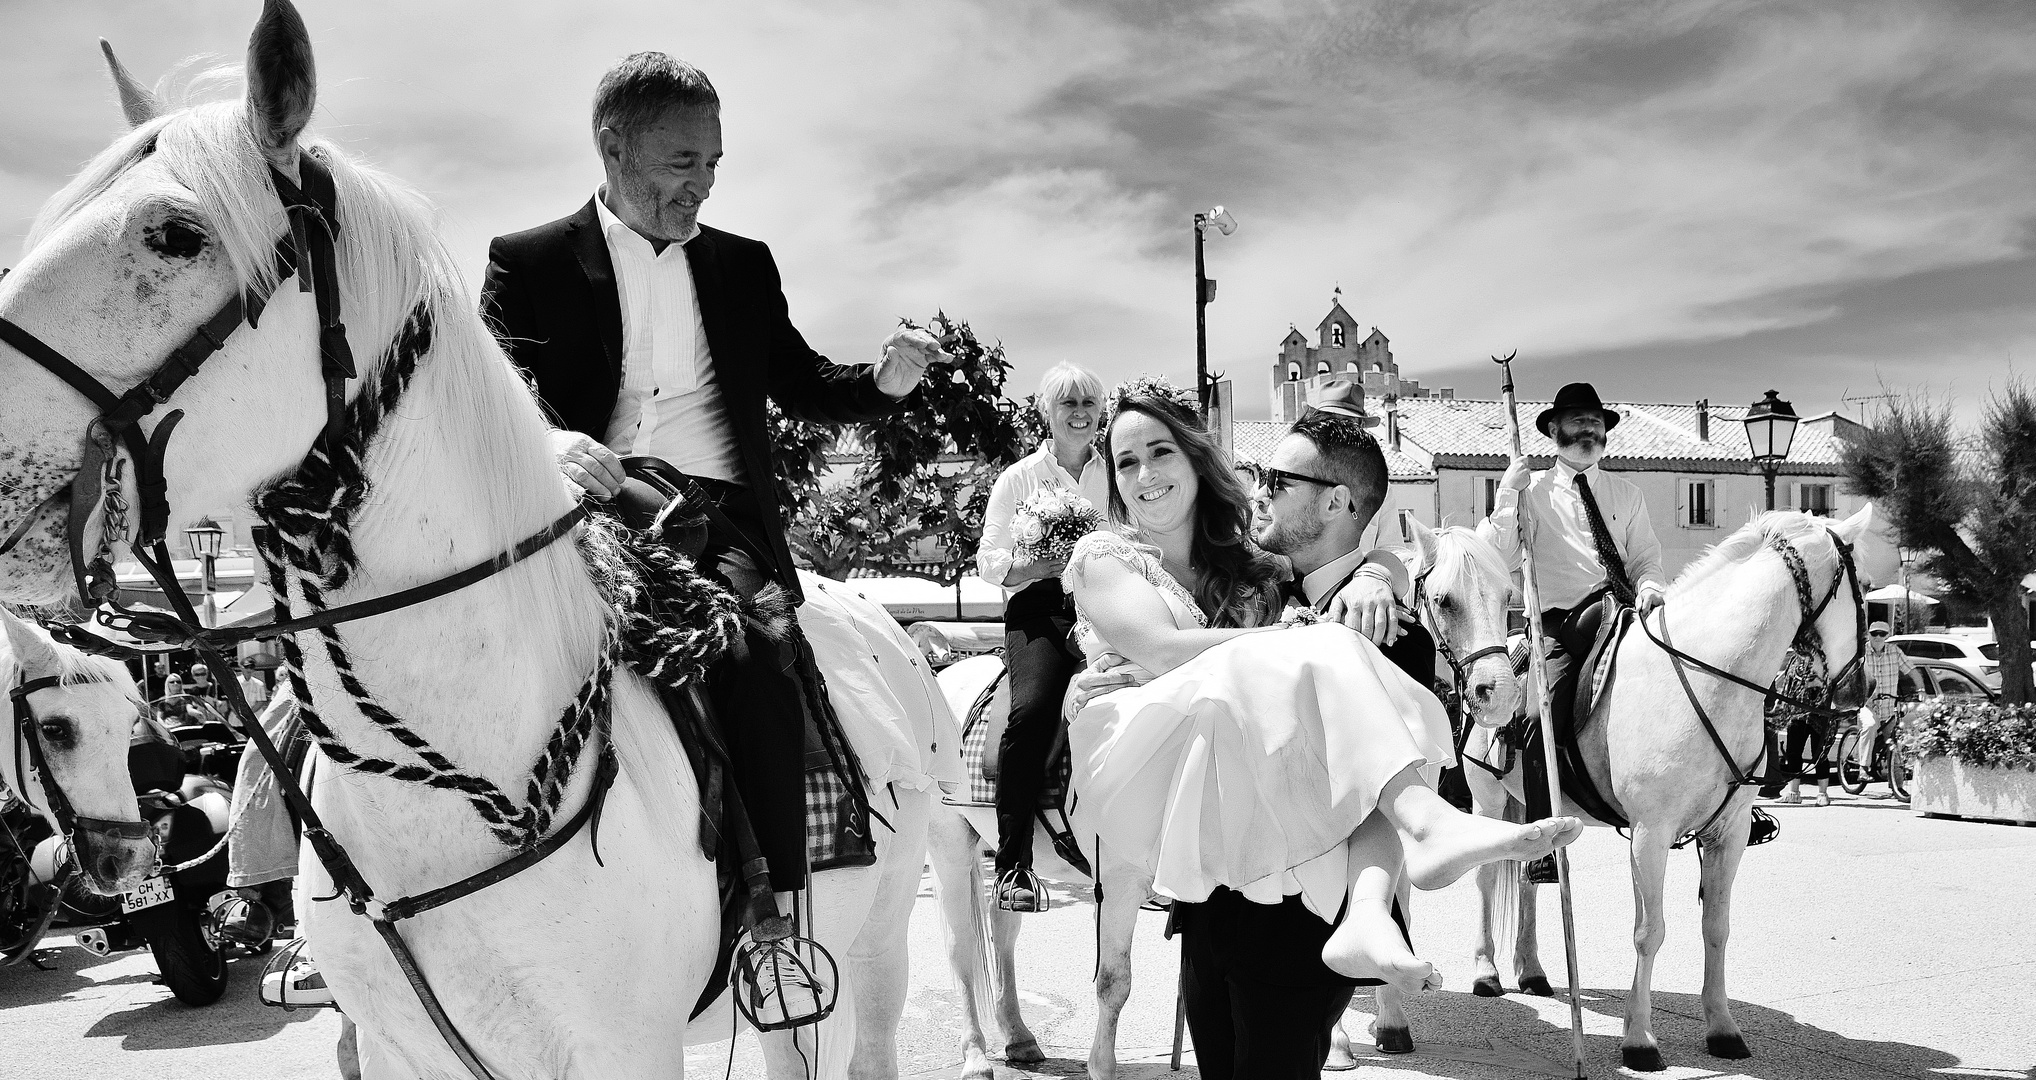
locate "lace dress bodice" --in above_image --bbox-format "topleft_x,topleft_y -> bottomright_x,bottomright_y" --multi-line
1061,531 -> 1206,662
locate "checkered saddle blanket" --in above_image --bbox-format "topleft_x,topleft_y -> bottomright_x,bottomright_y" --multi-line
954,665 -> 1071,809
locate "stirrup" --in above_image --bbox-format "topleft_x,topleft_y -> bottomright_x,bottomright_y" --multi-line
1747,806 -> 1780,846
258,936 -> 339,1011
731,929 -> 839,1031
994,867 -> 1048,913
207,890 -> 274,947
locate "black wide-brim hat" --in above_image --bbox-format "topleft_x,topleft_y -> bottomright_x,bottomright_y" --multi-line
1536,382 -> 1620,436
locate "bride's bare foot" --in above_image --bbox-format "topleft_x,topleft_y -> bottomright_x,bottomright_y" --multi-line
1322,899 -> 1434,994
1404,815 -> 1583,891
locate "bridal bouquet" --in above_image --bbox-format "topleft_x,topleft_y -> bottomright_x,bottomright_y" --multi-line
1011,487 -> 1104,567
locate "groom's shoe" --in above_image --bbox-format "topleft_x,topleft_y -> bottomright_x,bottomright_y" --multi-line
1524,854 -> 1561,885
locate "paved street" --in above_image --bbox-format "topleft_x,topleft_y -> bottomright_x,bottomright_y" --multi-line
6,788 -> 2032,1079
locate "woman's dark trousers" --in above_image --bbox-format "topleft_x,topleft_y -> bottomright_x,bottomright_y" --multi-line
1783,717 -> 1833,782
995,580 -> 1083,877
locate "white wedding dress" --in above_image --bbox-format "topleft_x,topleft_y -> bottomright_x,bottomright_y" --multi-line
1063,531 -> 1453,919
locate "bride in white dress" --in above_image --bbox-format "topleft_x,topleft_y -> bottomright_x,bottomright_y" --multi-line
1064,382 -> 1581,989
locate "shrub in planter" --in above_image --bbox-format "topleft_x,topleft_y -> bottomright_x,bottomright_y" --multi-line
1898,701 -> 2036,772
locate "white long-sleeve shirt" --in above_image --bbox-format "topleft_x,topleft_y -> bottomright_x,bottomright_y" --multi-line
977,440 -> 1110,597
1478,459 -> 1664,612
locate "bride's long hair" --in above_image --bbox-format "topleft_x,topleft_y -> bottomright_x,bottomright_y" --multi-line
1102,386 -> 1282,627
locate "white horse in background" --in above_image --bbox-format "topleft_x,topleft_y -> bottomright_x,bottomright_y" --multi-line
931,521 -> 1521,1080
1460,508 -> 1872,1072
1,611 -> 156,896
0,5 -> 954,1077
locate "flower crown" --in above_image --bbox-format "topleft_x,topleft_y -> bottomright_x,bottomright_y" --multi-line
1103,374 -> 1204,433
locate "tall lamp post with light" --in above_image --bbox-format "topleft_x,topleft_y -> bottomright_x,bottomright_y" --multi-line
184,518 -> 225,628
1193,206 -> 1237,412
1742,389 -> 1799,511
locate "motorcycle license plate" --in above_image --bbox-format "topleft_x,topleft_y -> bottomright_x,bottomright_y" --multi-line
120,874 -> 174,914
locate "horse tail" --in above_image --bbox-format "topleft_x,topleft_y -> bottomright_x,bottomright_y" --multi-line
928,812 -> 1006,1047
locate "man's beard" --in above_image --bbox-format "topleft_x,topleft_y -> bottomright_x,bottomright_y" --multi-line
1554,428 -> 1601,453
1254,512 -> 1323,556
617,170 -> 699,241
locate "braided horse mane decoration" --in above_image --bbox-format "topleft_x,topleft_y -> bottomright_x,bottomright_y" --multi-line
0,5 -> 947,1077
251,307 -> 747,849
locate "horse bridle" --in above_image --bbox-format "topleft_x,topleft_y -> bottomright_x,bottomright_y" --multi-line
0,148 -> 586,1080
1643,527 -> 1868,846
1411,567 -> 1511,711
8,673 -> 152,851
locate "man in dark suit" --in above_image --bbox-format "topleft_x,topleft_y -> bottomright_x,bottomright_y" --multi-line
480,52 -> 942,1024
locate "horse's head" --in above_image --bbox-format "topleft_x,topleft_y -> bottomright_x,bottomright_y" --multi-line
2,611 -> 156,895
0,0 -> 340,607
1408,519 -> 1520,728
1812,503 -> 1876,712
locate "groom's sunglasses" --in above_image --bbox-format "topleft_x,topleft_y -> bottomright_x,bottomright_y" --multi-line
1248,465 -> 1341,496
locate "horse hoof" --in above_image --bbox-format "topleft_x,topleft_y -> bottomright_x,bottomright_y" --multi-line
1519,974 -> 1555,997
1323,1046 -> 1359,1072
1373,1026 -> 1414,1055
1622,1045 -> 1666,1072
1706,1033 -> 1752,1059
1005,1039 -> 1045,1064
1471,975 -> 1506,997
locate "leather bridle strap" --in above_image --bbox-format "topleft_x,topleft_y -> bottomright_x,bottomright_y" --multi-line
9,674 -> 151,843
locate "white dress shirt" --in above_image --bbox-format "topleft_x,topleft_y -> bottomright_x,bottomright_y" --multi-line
977,440 -> 1111,597
1479,458 -> 1664,611
594,191 -> 745,483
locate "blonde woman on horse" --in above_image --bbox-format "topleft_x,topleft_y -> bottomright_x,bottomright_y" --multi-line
1062,380 -> 1581,1079
1482,380 -> 1667,883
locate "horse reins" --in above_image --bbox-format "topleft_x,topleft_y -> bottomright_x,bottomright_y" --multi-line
9,673 -> 153,851
0,148 -> 593,1080
1412,568 -> 1511,711
1642,528 -> 1867,847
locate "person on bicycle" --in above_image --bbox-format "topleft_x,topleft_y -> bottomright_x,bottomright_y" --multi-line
1853,621 -> 1915,769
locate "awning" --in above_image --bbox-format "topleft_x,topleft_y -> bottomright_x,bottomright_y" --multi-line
1864,584 -> 1938,605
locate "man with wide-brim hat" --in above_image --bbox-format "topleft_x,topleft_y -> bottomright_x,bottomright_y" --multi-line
1479,380 -> 1665,882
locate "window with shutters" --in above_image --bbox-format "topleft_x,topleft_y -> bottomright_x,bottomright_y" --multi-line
1478,476 -> 1501,519
1680,478 -> 1716,528
1398,509 -> 1416,542
1798,483 -> 1834,517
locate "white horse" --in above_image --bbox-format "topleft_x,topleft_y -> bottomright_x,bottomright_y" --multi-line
1,611 -> 155,896
0,5 -> 953,1077
931,521 -> 1522,1079
1460,508 -> 1871,1071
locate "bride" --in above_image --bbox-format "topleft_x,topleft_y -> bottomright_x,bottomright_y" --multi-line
1063,379 -> 1581,990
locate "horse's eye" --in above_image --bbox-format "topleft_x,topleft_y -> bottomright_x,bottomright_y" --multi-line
37,718 -> 73,749
146,219 -> 208,259
1435,595 -> 1456,613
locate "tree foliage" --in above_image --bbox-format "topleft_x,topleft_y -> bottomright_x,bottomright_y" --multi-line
769,313 -> 1024,586
1841,381 -> 2036,704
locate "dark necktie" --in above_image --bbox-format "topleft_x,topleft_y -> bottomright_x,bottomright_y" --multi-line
1573,472 -> 1635,607
1280,577 -> 1308,607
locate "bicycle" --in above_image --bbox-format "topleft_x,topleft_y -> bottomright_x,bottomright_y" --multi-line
1835,697 -> 1912,800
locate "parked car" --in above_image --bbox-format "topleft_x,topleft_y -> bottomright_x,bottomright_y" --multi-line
1896,657 -> 2000,705
1890,634 -> 2000,685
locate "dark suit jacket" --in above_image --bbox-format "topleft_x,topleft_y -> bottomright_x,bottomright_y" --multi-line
1297,563 -> 1438,691
481,199 -> 903,602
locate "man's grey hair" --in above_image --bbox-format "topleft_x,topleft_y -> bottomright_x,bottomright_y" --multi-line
592,52 -> 719,145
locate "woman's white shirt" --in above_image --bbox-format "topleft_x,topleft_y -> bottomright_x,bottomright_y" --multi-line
976,439 -> 1111,596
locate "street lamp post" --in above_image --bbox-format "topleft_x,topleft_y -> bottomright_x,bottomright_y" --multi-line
1742,389 -> 1800,512
184,518 -> 225,628
1192,206 -> 1237,412
1898,546 -> 1915,633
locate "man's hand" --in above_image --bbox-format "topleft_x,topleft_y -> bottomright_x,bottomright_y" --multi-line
1500,455 -> 1532,493
1068,650 -> 1155,713
549,429 -> 625,498
1635,582 -> 1666,618
1325,571 -> 1405,646
874,327 -> 947,398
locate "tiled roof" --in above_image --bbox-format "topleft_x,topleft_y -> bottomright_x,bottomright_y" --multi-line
1231,420 -> 1435,479
1386,399 -> 1850,474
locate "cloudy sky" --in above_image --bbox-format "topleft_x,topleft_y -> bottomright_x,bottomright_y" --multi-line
4,0 -> 2030,425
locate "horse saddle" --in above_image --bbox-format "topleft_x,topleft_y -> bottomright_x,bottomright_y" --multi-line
1514,593 -> 1635,829
612,457 -> 713,561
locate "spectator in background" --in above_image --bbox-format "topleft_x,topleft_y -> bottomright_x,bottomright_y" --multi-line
1850,621 -> 1916,775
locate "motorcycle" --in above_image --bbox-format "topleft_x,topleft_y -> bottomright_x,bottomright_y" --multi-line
0,697 -> 277,1005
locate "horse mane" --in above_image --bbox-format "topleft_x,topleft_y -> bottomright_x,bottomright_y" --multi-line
29,91 -> 599,680
1423,525 -> 1512,602
1671,511 -> 1836,598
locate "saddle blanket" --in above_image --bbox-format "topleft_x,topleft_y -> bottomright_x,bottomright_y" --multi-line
952,667 -> 1071,809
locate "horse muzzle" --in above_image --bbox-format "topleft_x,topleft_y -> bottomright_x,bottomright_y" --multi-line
72,817 -> 159,896
1460,654 -> 1522,729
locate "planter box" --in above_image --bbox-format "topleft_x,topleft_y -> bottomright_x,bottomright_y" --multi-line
1912,757 -> 2036,825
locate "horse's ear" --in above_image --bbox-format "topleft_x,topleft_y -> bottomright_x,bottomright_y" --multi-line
244,0 -> 316,178
0,611 -> 61,679
1407,517 -> 1438,574
1832,502 -> 1875,544
99,40 -> 161,128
